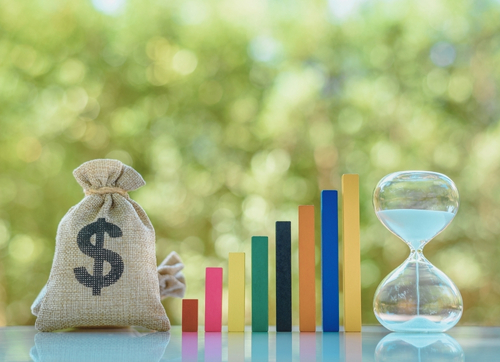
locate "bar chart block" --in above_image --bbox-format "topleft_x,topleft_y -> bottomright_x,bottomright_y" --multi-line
252,236 -> 269,332
321,190 -> 339,332
299,205 -> 316,332
182,299 -> 198,332
228,252 -> 245,332
205,267 -> 223,332
276,221 -> 292,332
342,174 -> 362,332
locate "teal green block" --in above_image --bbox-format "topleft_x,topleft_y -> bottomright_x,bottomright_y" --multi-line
252,236 -> 269,332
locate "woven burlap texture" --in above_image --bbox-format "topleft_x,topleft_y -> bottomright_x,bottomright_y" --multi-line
158,251 -> 186,299
33,159 -> 171,332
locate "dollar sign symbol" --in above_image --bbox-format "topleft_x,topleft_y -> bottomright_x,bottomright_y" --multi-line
73,218 -> 124,296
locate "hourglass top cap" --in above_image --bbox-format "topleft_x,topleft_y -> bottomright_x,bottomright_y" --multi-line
373,170 -> 459,214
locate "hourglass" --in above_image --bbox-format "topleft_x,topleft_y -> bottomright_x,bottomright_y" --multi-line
373,171 -> 463,332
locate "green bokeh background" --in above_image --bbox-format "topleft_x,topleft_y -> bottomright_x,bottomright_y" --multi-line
1,0 -> 499,327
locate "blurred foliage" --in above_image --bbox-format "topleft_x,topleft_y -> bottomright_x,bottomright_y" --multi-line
1,0 -> 500,327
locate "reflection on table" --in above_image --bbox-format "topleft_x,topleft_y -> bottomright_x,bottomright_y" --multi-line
31,328 -> 169,362
3,326 -> 500,361
375,333 -> 464,362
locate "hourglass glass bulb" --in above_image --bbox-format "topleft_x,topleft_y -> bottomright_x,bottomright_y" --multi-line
372,171 -> 463,332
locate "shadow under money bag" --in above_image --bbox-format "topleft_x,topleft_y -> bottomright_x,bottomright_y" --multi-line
30,329 -> 170,362
375,333 -> 464,362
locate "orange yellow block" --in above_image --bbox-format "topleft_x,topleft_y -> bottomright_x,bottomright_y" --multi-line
342,174 -> 362,332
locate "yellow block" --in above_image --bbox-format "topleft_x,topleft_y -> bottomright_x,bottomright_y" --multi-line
228,252 -> 245,332
342,174 -> 362,332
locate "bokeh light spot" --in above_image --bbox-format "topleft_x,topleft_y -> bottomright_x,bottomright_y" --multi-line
180,236 -> 205,255
0,177 -> 17,205
426,68 -> 449,95
230,97 -> 258,123
266,149 -> 291,175
6,301 -> 32,325
314,146 -> 338,170
38,143 -> 65,177
338,109 -> 363,135
309,121 -> 334,146
328,0 -> 364,20
179,1 -> 209,24
434,143 -> 459,169
249,36 -> 281,63
0,220 -> 10,248
199,81 -> 223,105
106,150 -> 133,165
172,50 -> 198,75
361,260 -> 380,288
212,208 -> 236,234
371,141 -> 401,169
83,123 -> 109,150
58,59 -> 86,85
8,235 -> 37,263
16,137 -> 42,163
64,119 -> 87,141
11,45 -> 37,71
448,73 -> 472,103
111,108 -> 148,136
243,195 -> 268,222
440,249 -> 482,289
430,42 -> 456,67
283,177 -> 310,202
91,0 -> 126,15
214,234 -> 240,258
65,87 -> 89,112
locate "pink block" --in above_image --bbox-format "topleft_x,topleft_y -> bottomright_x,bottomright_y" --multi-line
205,267 -> 223,332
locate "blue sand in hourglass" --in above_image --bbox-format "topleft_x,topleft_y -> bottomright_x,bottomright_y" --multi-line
377,209 -> 455,251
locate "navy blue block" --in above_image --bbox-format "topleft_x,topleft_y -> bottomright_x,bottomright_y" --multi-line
276,221 -> 292,332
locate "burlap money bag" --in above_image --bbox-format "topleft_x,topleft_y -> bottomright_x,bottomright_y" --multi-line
32,159 -> 171,331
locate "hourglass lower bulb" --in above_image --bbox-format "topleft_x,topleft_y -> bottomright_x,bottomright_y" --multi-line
373,171 -> 463,333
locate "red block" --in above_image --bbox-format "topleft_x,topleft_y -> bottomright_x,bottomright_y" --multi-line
182,299 -> 198,332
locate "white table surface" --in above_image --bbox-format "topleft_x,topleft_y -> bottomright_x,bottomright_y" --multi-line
0,325 -> 497,361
